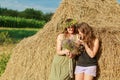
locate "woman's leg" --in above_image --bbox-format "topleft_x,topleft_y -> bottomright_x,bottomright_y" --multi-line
84,66 -> 96,80
84,74 -> 94,80
75,73 -> 84,80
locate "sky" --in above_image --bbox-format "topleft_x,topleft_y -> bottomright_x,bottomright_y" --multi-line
0,0 -> 120,13
0,0 -> 61,13
118,0 -> 120,2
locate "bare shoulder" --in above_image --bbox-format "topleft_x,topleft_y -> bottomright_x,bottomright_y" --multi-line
94,38 -> 99,45
57,34 -> 64,41
95,38 -> 99,42
57,34 -> 64,38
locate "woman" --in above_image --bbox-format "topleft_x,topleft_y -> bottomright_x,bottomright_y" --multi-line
75,22 -> 99,80
49,19 -> 77,80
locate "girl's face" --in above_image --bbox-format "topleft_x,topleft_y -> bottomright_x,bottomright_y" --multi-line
67,26 -> 74,34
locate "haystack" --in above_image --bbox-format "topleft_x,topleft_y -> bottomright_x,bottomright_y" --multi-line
0,0 -> 120,80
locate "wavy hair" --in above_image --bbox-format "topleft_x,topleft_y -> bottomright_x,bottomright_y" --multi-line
77,22 -> 96,50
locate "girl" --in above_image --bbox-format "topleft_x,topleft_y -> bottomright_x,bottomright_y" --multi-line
75,22 -> 99,80
49,19 -> 77,80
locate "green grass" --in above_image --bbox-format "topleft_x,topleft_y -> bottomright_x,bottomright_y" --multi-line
0,27 -> 39,44
0,27 -> 40,76
0,53 -> 11,76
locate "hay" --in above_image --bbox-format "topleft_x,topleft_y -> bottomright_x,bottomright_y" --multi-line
0,0 -> 120,80
94,27 -> 120,80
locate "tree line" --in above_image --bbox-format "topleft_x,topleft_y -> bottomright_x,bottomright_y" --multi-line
0,7 -> 54,22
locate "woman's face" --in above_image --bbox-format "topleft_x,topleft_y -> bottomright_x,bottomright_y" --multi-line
67,26 -> 74,34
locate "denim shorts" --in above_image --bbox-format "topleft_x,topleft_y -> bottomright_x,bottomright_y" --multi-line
74,66 -> 97,77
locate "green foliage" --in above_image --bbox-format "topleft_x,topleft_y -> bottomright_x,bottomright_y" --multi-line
62,39 -> 79,55
0,32 -> 13,45
0,53 -> 11,76
0,7 -> 53,22
19,8 -> 44,20
0,8 -> 18,17
0,16 -> 46,28
0,28 -> 38,44
43,12 -> 53,22
0,7 -> 53,28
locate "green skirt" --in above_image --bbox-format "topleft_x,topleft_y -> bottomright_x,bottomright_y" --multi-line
49,54 -> 75,80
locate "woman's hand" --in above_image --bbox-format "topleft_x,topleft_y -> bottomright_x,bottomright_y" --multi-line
63,49 -> 75,58
78,39 -> 87,46
63,49 -> 70,56
68,53 -> 76,58
76,40 -> 81,46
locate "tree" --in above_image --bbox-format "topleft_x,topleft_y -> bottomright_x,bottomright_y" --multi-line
43,13 -> 54,22
19,8 -> 44,20
0,8 -> 18,17
0,7 -> 53,22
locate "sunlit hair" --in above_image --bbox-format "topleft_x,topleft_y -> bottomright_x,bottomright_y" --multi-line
62,18 -> 77,38
77,22 -> 96,50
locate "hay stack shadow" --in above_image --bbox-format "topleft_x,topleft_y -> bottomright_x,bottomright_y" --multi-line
95,38 -> 102,80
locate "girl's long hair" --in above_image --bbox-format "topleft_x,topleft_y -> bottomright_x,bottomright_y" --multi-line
77,22 -> 96,50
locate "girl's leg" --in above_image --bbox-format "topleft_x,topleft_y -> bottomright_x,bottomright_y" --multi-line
75,73 -> 84,80
84,74 -> 94,80
84,66 -> 96,80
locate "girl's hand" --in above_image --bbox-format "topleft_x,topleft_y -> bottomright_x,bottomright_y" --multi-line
76,40 -> 81,46
68,53 -> 76,58
63,49 -> 70,56
78,40 -> 86,46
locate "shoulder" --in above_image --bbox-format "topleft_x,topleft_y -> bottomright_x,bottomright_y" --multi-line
95,38 -> 99,42
57,34 -> 64,41
57,34 -> 64,38
94,38 -> 99,45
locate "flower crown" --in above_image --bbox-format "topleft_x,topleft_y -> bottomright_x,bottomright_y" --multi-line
65,19 -> 77,28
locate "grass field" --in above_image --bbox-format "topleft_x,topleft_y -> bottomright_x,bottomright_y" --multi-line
0,27 -> 39,42
0,27 -> 40,76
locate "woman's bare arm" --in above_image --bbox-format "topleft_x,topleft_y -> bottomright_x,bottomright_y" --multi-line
84,38 -> 99,58
56,34 -> 70,55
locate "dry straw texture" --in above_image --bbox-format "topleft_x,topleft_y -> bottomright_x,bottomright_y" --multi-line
0,0 -> 120,80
